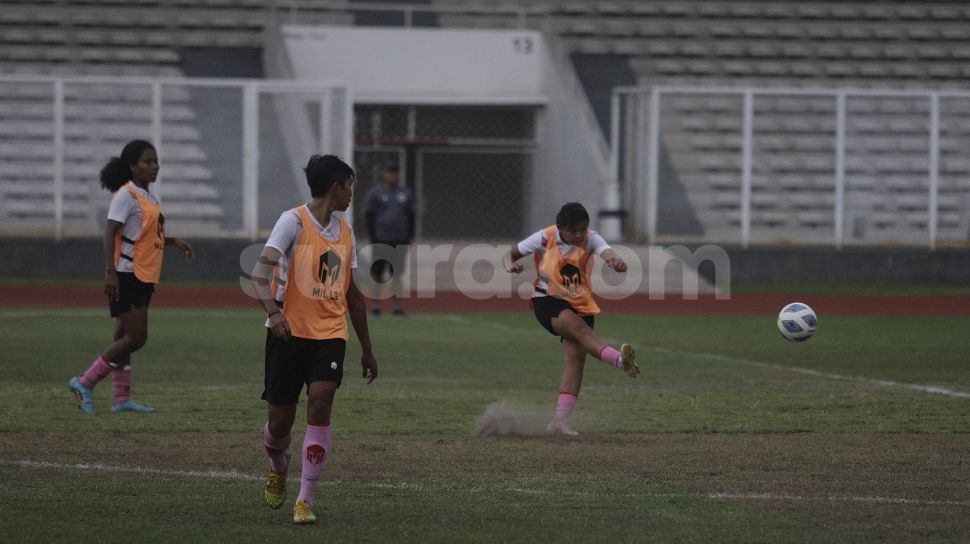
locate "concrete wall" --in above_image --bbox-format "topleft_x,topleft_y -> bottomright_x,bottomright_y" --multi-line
1,239 -> 966,287
0,238 -> 254,282
706,246 -> 970,286
530,36 -> 614,234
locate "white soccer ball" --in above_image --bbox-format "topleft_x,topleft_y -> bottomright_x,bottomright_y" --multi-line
777,302 -> 817,342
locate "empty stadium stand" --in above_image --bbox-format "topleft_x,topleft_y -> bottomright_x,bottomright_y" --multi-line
433,0 -> 970,244
1,0 -> 968,243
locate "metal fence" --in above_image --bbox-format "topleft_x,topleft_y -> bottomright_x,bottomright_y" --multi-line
613,86 -> 970,248
0,75 -> 351,239
353,104 -> 537,241
0,75 -> 539,241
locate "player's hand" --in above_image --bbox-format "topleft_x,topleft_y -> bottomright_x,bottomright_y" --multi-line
606,255 -> 627,273
361,349 -> 378,384
504,255 -> 524,273
174,238 -> 195,262
268,312 -> 291,341
104,269 -> 120,302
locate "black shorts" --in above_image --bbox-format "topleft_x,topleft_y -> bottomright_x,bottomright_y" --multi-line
532,295 -> 594,337
109,272 -> 155,317
262,330 -> 346,405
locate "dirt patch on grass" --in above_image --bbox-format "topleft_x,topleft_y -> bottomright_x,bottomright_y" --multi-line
474,401 -> 553,437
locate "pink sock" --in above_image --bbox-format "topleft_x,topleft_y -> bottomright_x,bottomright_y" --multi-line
111,366 -> 132,404
263,422 -> 292,473
599,346 -> 623,368
80,356 -> 112,388
555,392 -> 577,422
297,423 -> 332,505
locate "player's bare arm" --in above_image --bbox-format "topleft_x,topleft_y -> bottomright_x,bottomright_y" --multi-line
251,246 -> 291,341
504,246 -> 525,273
347,274 -> 378,383
600,248 -> 627,273
165,236 -> 196,261
103,219 -> 124,302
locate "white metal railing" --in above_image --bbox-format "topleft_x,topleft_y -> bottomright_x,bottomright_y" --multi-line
270,0 -> 546,29
0,74 -> 352,240
612,85 -> 970,249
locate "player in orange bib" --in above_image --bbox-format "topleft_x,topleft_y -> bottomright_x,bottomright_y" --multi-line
68,140 -> 195,415
249,154 -> 378,525
504,202 -> 640,436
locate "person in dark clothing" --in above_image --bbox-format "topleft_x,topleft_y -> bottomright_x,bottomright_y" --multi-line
363,160 -> 414,316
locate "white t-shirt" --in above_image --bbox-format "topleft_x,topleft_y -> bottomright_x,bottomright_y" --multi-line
516,228 -> 610,297
106,181 -> 159,274
265,205 -> 358,304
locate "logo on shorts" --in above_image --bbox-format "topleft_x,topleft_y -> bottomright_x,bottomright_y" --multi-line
330,361 -> 338,370
306,444 -> 326,465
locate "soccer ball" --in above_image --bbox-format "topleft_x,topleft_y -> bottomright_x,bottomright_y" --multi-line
777,302 -> 817,342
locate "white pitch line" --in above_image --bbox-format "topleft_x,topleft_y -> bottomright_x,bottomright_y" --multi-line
707,492 -> 970,508
4,459 -> 968,508
646,347 -> 970,399
437,315 -> 970,400
6,459 -> 263,481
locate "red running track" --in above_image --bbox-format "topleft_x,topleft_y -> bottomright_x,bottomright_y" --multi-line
1,285 -> 968,316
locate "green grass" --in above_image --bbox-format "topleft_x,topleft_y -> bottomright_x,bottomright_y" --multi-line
1,308 -> 969,543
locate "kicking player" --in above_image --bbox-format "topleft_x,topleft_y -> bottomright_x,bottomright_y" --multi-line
504,202 -> 639,436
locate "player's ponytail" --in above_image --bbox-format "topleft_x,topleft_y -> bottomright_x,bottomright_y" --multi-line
99,156 -> 130,192
100,139 -> 155,192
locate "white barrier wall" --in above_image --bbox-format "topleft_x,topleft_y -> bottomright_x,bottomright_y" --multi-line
281,25 -> 546,104
280,25 -> 613,235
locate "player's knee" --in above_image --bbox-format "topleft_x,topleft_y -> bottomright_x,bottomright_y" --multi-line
267,418 -> 291,438
127,330 -> 148,350
306,395 -> 333,422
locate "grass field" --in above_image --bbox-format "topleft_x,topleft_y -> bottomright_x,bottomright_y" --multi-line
1,307 -> 969,543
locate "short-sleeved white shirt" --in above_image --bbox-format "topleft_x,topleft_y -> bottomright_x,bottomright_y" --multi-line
265,205 -> 358,304
516,227 -> 610,296
106,181 -> 159,274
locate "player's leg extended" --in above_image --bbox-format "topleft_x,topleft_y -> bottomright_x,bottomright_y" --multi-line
550,310 -> 639,378
264,402 -> 296,509
294,380 -> 337,525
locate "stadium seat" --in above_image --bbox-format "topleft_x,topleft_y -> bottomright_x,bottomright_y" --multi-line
2,0 -> 969,242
